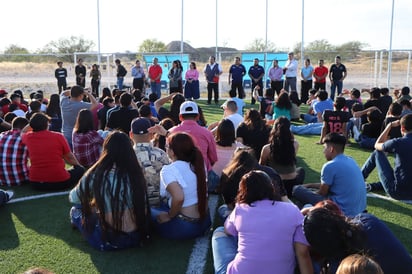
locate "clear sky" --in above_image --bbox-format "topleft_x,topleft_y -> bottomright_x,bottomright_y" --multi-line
0,0 -> 411,53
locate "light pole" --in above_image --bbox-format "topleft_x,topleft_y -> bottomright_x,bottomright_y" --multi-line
97,0 -> 101,65
387,0 -> 395,88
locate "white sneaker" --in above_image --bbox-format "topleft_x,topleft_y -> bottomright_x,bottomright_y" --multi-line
5,190 -> 14,202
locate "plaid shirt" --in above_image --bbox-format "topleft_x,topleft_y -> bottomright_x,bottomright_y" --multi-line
72,131 -> 104,167
0,129 -> 29,186
133,143 -> 170,206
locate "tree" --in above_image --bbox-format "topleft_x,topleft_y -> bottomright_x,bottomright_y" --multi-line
138,39 -> 166,53
336,41 -> 368,60
300,39 -> 337,62
1,44 -> 31,62
40,36 -> 95,62
245,38 -> 276,52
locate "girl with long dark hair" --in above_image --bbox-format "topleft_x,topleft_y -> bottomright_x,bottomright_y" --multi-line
69,131 -> 150,250
260,116 -> 305,197
151,132 -> 211,239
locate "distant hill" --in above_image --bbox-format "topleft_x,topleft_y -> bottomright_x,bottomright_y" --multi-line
166,41 -> 239,62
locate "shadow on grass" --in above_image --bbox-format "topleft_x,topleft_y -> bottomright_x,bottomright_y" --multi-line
4,195 -> 197,273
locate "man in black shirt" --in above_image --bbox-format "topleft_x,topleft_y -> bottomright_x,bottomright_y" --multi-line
115,59 -> 127,90
329,56 -> 347,101
55,61 -> 67,94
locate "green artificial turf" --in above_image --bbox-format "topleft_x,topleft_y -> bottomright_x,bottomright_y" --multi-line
0,100 -> 410,274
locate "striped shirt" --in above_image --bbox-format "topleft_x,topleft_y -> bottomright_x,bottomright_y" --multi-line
0,129 -> 29,186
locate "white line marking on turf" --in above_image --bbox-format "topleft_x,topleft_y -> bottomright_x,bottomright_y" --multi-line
7,191 -> 70,204
185,194 -> 219,274
367,192 -> 412,204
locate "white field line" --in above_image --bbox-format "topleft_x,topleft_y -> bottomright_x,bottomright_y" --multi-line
186,194 -> 219,274
7,190 -> 220,274
367,192 -> 412,204
7,191 -> 70,204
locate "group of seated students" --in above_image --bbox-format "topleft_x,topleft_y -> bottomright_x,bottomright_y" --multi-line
0,84 -> 411,273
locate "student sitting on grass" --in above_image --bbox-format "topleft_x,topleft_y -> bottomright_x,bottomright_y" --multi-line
22,113 -> 84,191
318,96 -> 350,144
212,170 -> 313,274
151,132 -> 211,239
292,133 -> 366,217
353,109 -> 383,149
303,207 -> 412,274
69,131 -> 150,250
72,109 -> 104,169
362,113 -> 412,200
260,117 -> 305,198
219,147 -> 288,221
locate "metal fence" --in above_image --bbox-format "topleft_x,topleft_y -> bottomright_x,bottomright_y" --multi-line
0,50 -> 410,97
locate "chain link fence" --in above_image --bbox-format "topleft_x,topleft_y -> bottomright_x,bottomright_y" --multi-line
0,50 -> 410,99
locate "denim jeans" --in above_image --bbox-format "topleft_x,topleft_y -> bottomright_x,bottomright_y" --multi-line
117,77 -> 124,90
211,226 -> 238,274
291,123 -> 322,135
217,204 -> 232,223
150,203 -> 211,240
330,80 -> 343,100
151,82 -> 161,99
292,185 -> 325,208
70,205 -> 141,251
361,150 -> 406,199
357,135 -> 377,150
301,114 -> 318,124
207,170 -> 220,193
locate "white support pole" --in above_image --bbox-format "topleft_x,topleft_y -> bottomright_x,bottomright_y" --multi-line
215,0 -> 218,59
180,0 -> 184,61
387,0 -> 395,88
407,51 -> 411,86
301,0 -> 305,66
97,0 -> 101,65
374,51 -> 378,86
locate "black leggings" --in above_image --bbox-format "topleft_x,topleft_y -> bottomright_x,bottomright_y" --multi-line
282,167 -> 305,198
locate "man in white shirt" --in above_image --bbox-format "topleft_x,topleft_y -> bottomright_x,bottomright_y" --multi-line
283,52 -> 298,92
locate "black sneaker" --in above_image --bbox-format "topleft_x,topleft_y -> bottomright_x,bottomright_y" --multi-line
366,184 -> 372,192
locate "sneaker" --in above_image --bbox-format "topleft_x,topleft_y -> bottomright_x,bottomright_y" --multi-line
366,184 -> 372,192
5,190 -> 14,202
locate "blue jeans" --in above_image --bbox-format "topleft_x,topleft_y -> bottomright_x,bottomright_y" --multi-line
361,150 -> 409,199
117,77 -> 124,90
330,80 -> 343,100
217,204 -> 232,223
357,135 -> 376,150
291,123 -> 322,135
302,114 -> 318,124
70,206 -> 141,251
211,226 -> 238,274
207,170 -> 220,193
151,82 -> 161,99
150,204 -> 211,240
292,185 -> 325,207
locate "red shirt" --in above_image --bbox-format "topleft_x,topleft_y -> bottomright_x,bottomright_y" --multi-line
22,130 -> 71,182
148,65 -> 162,83
313,66 -> 328,83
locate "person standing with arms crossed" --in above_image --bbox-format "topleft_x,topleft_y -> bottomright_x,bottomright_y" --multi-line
329,56 -> 347,101
228,56 -> 246,99
149,57 -> 163,99
313,59 -> 328,91
248,58 -> 265,104
268,59 -> 283,96
300,58 -> 314,104
283,52 -> 298,92
131,60 -> 145,92
75,58 -> 86,88
204,56 -> 222,105
55,61 -> 67,94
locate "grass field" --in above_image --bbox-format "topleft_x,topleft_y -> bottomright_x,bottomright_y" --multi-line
0,100 -> 411,274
